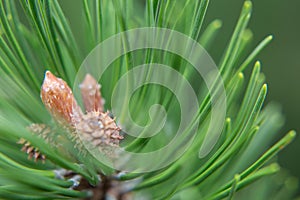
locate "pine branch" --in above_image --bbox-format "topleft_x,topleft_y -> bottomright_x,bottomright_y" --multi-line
0,0 -> 297,199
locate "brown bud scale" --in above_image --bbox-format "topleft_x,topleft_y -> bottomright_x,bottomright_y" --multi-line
80,74 -> 105,113
41,71 -> 82,125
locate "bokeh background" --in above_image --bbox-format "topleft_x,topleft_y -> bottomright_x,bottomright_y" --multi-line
59,0 -> 300,187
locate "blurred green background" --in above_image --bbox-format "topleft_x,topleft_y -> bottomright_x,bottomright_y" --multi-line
59,0 -> 300,184
204,0 -> 300,182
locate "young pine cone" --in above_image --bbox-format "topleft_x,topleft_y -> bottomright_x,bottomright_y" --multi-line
75,111 -> 123,157
18,137 -> 46,162
39,71 -> 123,156
18,124 -> 51,162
